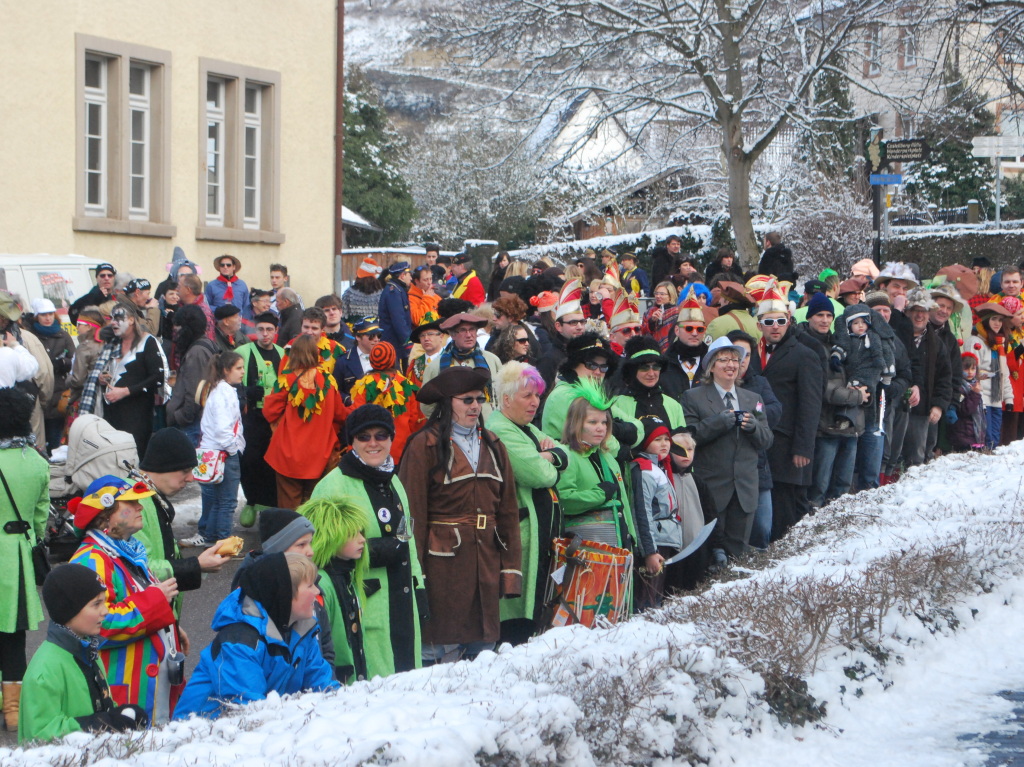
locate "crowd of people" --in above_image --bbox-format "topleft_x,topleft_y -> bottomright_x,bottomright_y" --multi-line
0,235 -> 1017,742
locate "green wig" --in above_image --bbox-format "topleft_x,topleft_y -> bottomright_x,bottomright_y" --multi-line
571,375 -> 612,411
296,497 -> 368,588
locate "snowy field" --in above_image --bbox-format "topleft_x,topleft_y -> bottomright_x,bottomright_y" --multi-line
8,444 -> 1024,765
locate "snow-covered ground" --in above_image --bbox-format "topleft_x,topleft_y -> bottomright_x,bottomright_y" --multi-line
9,444 -> 1024,765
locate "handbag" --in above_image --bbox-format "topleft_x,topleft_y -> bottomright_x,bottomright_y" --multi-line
0,468 -> 51,586
193,448 -> 227,484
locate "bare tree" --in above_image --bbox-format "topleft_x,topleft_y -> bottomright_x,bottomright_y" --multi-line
435,0 -> 940,263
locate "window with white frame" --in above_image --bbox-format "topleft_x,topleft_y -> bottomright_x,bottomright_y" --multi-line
900,28 -> 918,70
198,59 -> 281,243
75,35 -> 173,236
865,26 -> 881,77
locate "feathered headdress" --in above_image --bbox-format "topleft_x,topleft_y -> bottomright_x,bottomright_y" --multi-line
570,374 -> 612,411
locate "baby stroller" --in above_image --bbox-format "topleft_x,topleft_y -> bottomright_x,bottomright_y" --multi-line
46,415 -> 140,562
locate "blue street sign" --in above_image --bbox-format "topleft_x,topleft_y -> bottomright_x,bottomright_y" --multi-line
870,174 -> 903,185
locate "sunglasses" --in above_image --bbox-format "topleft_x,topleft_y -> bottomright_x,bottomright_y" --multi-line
354,430 -> 391,443
679,325 -> 705,333
560,318 -> 585,327
218,262 -> 235,268
456,396 -> 487,405
584,361 -> 610,372
617,327 -> 639,336
514,336 -> 529,344
637,362 -> 662,372
760,317 -> 789,327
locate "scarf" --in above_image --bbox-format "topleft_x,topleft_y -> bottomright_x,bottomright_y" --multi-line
32,321 -> 62,337
218,274 -> 238,302
275,367 -> 338,422
88,529 -> 152,579
350,371 -> 418,415
0,435 -> 36,451
79,340 -> 120,416
438,341 -> 493,400
347,446 -> 396,478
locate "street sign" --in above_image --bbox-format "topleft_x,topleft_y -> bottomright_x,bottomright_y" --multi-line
870,174 -> 903,185
884,138 -> 930,162
971,136 -> 1024,158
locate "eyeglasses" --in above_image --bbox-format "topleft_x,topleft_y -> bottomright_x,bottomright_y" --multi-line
715,357 -> 740,365
514,336 -> 529,344
354,430 -> 391,443
584,361 -> 610,372
456,396 -> 487,405
679,325 -> 705,333
559,318 -> 585,327
637,362 -> 661,372
616,327 -> 639,336
419,331 -> 443,340
760,317 -> 789,327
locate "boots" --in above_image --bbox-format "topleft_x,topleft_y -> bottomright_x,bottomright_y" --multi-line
3,681 -> 21,731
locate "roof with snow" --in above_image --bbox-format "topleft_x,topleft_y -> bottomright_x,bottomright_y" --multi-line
342,205 -> 381,232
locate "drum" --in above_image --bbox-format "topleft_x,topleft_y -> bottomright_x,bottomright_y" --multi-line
544,536 -> 633,628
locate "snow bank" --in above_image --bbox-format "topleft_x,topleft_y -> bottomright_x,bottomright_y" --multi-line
510,224 -> 714,263
9,444 -> 1024,765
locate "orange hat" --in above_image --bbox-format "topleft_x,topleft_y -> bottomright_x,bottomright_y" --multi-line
555,279 -> 583,320
531,291 -> 559,313
756,277 -> 789,317
356,257 -> 383,279
677,286 -> 705,325
370,341 -> 397,371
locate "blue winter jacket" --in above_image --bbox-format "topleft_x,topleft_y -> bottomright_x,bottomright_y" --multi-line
173,589 -> 339,720
377,281 -> 412,357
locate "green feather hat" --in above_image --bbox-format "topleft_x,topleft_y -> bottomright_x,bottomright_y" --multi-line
570,375 -> 612,411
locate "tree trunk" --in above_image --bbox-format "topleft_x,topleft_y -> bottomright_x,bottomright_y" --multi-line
721,116 -> 760,266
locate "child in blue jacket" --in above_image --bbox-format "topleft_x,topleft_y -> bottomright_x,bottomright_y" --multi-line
174,552 -> 339,719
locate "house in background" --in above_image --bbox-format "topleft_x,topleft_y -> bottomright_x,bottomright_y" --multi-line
0,1 -> 337,302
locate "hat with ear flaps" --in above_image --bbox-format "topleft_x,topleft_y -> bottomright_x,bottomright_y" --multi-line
755,277 -> 789,317
554,279 -> 583,320
677,286 -> 705,324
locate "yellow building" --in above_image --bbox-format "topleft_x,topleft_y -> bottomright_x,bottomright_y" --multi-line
0,1 -> 337,303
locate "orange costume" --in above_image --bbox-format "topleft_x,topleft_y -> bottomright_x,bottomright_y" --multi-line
409,285 -> 440,327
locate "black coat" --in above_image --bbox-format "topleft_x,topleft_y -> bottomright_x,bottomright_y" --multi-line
69,285 -> 108,324
650,245 -> 677,288
660,339 -> 707,400
757,244 -> 796,281
278,304 -> 302,346
760,327 -> 825,486
933,322 -> 962,405
889,309 -> 924,390
910,327 -> 953,416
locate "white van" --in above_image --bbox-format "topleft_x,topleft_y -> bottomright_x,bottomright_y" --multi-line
0,254 -> 107,335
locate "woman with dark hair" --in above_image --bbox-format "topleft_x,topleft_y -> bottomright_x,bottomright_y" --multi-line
310,405 -> 426,678
493,323 -> 535,364
263,334 -> 347,509
165,305 -> 217,446
487,252 -> 511,302
342,260 -> 384,326
703,247 -> 744,285
612,335 -> 686,433
398,367 -> 521,665
0,388 -> 50,730
90,301 -> 165,455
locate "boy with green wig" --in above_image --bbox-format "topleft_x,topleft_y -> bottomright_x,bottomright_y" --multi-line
296,498 -> 369,684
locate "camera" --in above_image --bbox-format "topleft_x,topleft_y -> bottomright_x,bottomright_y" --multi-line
733,410 -> 747,427
166,650 -> 186,686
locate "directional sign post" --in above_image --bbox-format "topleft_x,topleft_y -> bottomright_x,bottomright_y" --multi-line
870,174 -> 903,186
884,139 -> 930,163
971,136 -> 1024,227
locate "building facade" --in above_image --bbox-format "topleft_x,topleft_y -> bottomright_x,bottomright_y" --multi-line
0,1 -> 337,303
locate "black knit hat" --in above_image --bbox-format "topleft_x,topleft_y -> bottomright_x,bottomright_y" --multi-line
140,428 -> 198,473
43,564 -> 106,627
237,553 -> 292,633
258,508 -> 315,554
345,404 -> 396,442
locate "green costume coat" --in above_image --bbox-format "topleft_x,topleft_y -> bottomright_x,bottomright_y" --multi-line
557,446 -> 637,550
237,342 -> 285,407
310,465 -> 423,678
485,410 -> 566,624
611,392 -> 687,432
0,446 -> 48,633
19,639 -> 95,742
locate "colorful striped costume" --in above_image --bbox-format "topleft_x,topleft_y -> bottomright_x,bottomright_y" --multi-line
70,533 -> 179,722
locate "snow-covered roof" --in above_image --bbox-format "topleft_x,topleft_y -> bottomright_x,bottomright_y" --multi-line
566,165 -> 691,223
341,205 -> 382,232
510,224 -> 714,262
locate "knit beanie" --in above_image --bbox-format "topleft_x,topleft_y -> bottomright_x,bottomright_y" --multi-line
639,416 -> 670,451
806,292 -> 834,319
370,341 -> 397,371
258,508 -> 316,554
237,553 -> 293,633
43,564 -> 106,627
140,428 -> 198,473
345,404 -> 396,443
864,291 -> 891,309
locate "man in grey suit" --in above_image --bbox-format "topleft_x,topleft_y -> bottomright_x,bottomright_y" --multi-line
682,337 -> 773,560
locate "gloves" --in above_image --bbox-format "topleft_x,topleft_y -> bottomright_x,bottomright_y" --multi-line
611,418 -> 638,447
76,704 -> 149,733
945,406 -> 958,425
597,481 -> 618,502
368,536 -> 407,569
829,352 -> 845,372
